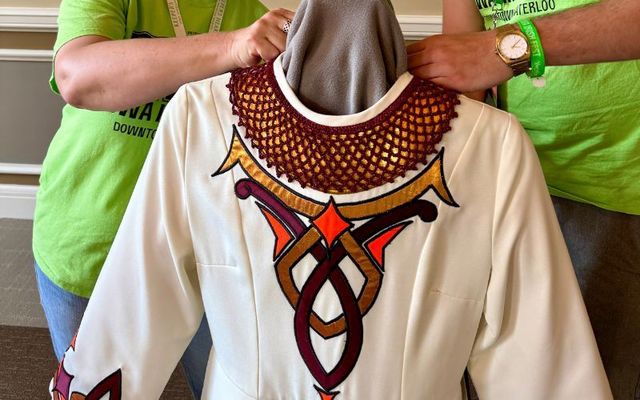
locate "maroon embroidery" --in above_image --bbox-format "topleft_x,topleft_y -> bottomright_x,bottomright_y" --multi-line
52,366 -> 121,400
228,62 -> 459,194
84,370 -> 122,400
51,335 -> 122,400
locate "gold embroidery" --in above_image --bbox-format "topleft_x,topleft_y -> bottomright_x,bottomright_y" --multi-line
272,226 -> 383,339
339,232 -> 382,316
215,131 -> 458,219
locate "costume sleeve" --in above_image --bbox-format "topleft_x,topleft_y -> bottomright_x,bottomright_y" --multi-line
51,0 -> 127,93
50,86 -> 204,400
467,115 -> 612,399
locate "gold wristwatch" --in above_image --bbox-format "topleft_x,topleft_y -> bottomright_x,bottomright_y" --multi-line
495,24 -> 531,76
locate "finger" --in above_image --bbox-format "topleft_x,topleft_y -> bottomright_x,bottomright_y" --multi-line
244,53 -> 262,68
256,38 -> 281,61
278,16 -> 292,35
261,9 -> 286,29
266,29 -> 287,53
407,50 -> 432,70
272,8 -> 296,21
406,40 -> 426,55
409,63 -> 443,81
426,72 -> 477,93
263,21 -> 287,51
266,12 -> 292,35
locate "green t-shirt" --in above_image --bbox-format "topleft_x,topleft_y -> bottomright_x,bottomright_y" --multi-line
478,0 -> 640,215
33,0 -> 268,297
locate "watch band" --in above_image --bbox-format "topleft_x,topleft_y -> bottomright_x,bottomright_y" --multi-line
509,58 -> 531,76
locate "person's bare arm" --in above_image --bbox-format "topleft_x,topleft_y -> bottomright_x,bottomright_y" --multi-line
407,0 -> 640,93
539,0 -> 640,65
55,8 -> 294,111
442,0 -> 484,34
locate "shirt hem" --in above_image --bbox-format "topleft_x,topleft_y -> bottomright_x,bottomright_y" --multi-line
32,244 -> 93,299
547,187 -> 639,216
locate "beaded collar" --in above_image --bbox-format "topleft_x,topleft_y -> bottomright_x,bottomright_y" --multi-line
228,61 -> 459,194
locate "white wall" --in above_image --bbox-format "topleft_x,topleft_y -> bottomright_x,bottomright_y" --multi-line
0,61 -> 62,166
0,0 -> 59,6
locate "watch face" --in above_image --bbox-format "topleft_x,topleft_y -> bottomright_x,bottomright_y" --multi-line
498,33 -> 528,60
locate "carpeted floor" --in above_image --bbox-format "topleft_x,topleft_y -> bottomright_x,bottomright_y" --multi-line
0,218 -> 47,328
0,219 -> 192,398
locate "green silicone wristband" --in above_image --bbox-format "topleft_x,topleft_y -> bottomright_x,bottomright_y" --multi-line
517,19 -> 545,78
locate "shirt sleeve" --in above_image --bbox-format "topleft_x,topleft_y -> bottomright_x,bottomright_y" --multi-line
50,86 -> 204,400
50,0 -> 127,93
467,115 -> 613,399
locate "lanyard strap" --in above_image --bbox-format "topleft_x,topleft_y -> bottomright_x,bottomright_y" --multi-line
491,0 -> 505,29
166,0 -> 227,37
210,0 -> 227,33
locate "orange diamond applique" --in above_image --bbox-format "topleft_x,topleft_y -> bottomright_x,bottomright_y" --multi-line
311,198 -> 353,248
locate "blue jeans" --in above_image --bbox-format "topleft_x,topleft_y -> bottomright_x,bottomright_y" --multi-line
35,263 -> 212,399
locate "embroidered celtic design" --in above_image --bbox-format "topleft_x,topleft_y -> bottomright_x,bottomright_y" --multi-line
214,127 -> 458,398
